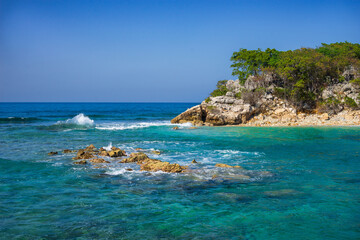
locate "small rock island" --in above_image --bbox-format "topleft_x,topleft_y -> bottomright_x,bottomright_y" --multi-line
172,42 -> 360,126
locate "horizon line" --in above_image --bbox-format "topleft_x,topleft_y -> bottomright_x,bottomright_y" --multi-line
0,101 -> 200,103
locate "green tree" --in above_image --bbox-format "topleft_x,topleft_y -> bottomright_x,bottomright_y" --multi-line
230,48 -> 280,83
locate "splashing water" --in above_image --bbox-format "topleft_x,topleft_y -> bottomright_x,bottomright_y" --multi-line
104,142 -> 112,151
63,113 -> 94,126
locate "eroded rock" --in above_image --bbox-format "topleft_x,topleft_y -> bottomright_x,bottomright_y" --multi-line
74,160 -> 87,165
140,159 -> 186,173
63,149 -> 75,153
73,149 -> 95,160
215,163 -> 243,169
90,158 -> 110,163
121,152 -> 149,163
151,150 -> 161,155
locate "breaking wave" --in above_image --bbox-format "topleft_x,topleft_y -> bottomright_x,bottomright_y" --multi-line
59,113 -> 95,126
38,113 -> 95,131
95,121 -> 192,130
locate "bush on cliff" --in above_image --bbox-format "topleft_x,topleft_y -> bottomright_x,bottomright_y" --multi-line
229,42 -> 360,110
210,80 -> 228,97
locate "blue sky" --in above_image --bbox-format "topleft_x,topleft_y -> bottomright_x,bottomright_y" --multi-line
0,0 -> 359,102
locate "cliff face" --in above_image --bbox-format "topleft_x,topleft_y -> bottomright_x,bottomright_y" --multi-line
171,71 -> 360,126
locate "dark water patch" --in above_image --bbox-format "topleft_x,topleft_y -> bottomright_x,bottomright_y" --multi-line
0,117 -> 42,124
340,135 -> 360,142
37,123 -> 94,131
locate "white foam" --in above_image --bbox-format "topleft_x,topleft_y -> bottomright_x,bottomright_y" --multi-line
104,142 -> 112,151
95,121 -> 192,130
105,168 -> 127,175
56,113 -> 94,126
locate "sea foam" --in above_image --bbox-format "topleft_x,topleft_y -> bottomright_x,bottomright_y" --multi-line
57,113 -> 95,126
95,121 -> 191,130
104,142 -> 113,151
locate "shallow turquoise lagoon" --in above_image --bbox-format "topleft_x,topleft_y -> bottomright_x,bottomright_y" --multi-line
0,103 -> 359,239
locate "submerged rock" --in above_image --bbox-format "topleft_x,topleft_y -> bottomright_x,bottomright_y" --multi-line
74,160 -> 87,165
90,158 -> 110,163
151,150 -> 161,155
63,149 -> 75,153
264,189 -> 302,198
172,126 -> 179,130
215,163 -> 243,169
214,192 -> 252,202
48,151 -> 58,156
224,174 -> 251,180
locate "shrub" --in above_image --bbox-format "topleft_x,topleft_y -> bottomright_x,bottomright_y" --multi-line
207,105 -> 216,111
205,97 -> 211,103
235,92 -> 242,99
344,97 -> 358,109
350,78 -> 360,86
318,97 -> 342,114
242,89 -> 264,105
210,80 -> 228,97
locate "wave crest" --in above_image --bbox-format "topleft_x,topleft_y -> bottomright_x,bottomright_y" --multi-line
95,121 -> 192,130
38,113 -> 95,131
59,113 -> 94,126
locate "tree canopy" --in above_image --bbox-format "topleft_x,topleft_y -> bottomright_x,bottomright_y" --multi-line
229,42 -> 360,109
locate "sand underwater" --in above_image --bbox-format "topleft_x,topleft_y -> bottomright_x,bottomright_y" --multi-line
0,103 -> 359,239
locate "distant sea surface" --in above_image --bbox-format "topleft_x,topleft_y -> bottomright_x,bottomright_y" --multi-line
1,102 -> 359,239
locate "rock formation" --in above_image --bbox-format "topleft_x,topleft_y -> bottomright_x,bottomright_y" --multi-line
171,73 -> 360,126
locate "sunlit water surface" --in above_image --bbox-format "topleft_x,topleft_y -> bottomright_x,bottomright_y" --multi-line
0,103 -> 359,239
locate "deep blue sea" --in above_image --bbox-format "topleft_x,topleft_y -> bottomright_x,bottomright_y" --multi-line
0,103 -> 359,240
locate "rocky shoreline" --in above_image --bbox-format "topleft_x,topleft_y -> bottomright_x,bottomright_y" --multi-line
48,144 -> 262,180
171,72 -> 360,127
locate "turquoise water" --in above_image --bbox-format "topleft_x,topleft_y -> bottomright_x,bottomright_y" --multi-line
0,103 -> 359,239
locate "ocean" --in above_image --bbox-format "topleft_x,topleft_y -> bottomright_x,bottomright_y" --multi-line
0,102 -> 359,239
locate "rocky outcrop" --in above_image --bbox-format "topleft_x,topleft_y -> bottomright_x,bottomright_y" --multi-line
73,149 -> 95,160
171,74 -> 360,126
140,159 -> 186,173
120,152 -> 187,173
90,158 -> 110,164
49,144 -> 274,180
120,152 -> 149,163
74,160 -> 87,165
215,163 -> 243,168
171,105 -> 206,125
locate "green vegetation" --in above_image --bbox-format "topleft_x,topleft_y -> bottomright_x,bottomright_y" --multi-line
230,48 -> 280,84
350,78 -> 360,86
235,92 -> 242,99
229,42 -> 360,110
207,105 -> 216,111
318,97 -> 342,114
210,80 -> 228,97
344,96 -> 358,109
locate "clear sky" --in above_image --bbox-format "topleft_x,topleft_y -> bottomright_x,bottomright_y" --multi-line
0,0 -> 359,102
